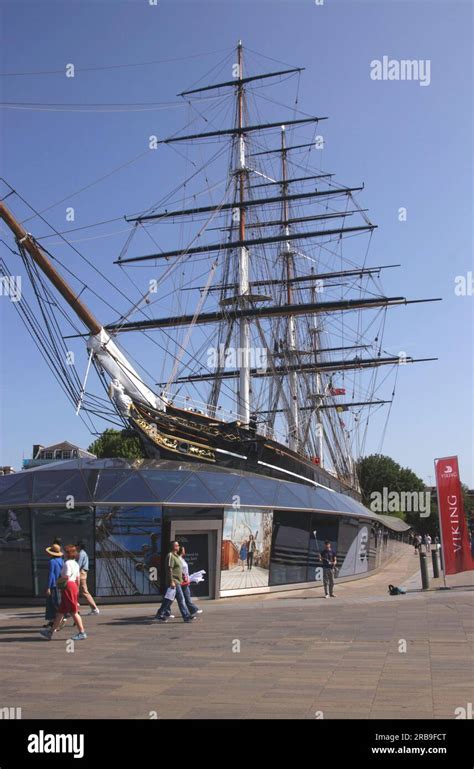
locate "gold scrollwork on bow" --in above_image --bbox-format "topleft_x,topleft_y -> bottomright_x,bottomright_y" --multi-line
132,416 -> 216,462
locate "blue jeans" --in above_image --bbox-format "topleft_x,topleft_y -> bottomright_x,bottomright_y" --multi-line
157,583 -> 190,620
157,597 -> 172,616
182,584 -> 198,615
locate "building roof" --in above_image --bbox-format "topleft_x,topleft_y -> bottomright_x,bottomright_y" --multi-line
0,458 -> 411,532
36,441 -> 96,457
373,513 -> 413,532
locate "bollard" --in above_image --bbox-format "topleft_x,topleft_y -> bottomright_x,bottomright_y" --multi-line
431,548 -> 440,578
419,552 -> 430,590
438,544 -> 444,571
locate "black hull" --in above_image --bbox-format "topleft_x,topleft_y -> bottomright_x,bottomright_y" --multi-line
129,403 -> 360,501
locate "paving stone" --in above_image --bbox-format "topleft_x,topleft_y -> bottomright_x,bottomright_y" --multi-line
0,551 -> 472,719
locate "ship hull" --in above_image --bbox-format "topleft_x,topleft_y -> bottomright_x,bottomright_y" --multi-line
129,402 -> 360,500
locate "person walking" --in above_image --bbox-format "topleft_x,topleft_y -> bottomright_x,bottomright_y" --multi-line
1,509 -> 23,542
239,540 -> 248,572
155,541 -> 195,623
414,534 -> 422,554
320,540 -> 337,598
43,543 -> 64,629
246,534 -> 257,571
40,544 -> 87,641
425,534 -> 432,553
163,545 -> 203,618
77,541 -> 99,615
178,545 -> 202,616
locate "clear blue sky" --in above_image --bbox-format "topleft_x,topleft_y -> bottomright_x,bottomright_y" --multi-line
0,0 -> 472,486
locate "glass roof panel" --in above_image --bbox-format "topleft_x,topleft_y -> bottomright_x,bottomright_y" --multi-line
230,477 -> 275,507
32,471 -> 78,502
94,470 -> 137,501
102,473 -> 157,503
35,472 -> 91,504
80,470 -> 100,498
0,474 -> 33,505
311,487 -> 343,512
243,476 -> 283,507
193,471 -> 240,503
139,469 -> 192,502
167,473 -> 219,504
275,481 -> 315,509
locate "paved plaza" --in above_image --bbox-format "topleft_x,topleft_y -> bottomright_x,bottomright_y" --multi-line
0,549 -> 472,720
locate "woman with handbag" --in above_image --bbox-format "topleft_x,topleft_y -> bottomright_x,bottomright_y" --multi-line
40,544 -> 87,641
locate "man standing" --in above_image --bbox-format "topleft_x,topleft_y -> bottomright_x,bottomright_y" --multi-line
77,541 -> 99,615
155,541 -> 195,623
320,540 -> 337,598
247,533 -> 257,571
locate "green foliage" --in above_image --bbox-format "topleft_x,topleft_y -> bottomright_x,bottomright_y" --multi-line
88,428 -> 145,459
357,454 -> 424,504
356,454 -> 429,531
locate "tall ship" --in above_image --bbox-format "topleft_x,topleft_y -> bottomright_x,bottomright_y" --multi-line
0,43 -> 439,500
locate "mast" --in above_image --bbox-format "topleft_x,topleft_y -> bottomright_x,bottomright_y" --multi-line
280,126 -> 299,452
0,202 -> 101,335
105,296 -> 441,332
0,200 -> 160,412
124,187 -> 364,227
237,40 -> 250,425
157,355 -> 437,384
310,278 -> 324,466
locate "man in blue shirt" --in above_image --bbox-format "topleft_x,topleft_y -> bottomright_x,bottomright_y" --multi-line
320,540 -> 337,598
77,542 -> 99,615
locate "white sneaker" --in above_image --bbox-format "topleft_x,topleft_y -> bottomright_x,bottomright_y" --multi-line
89,608 -> 100,615
193,609 -> 203,614
324,594 -> 329,599
330,594 -> 336,598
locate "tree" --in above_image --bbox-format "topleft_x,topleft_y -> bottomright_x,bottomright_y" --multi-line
356,454 -> 431,532
88,428 -> 145,459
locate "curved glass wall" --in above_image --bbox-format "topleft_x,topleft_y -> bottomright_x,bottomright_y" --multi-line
0,508 -> 33,596
30,506 -> 94,597
95,505 -> 162,597
0,461 -> 412,599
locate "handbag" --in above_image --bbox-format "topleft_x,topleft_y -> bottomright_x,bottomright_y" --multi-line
57,576 -> 68,590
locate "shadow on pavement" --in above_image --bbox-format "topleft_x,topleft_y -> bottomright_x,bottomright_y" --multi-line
100,615 -> 161,625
